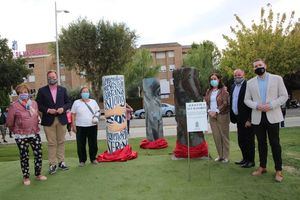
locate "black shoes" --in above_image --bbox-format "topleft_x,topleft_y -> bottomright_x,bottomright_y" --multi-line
234,160 -> 246,165
49,165 -> 57,175
49,162 -> 69,174
58,162 -> 69,170
241,162 -> 255,168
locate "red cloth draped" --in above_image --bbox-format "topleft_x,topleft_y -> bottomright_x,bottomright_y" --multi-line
173,140 -> 208,158
140,138 -> 168,149
96,145 -> 138,162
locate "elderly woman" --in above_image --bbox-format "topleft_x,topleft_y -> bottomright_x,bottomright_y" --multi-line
71,86 -> 100,166
6,84 -> 47,186
205,73 -> 230,163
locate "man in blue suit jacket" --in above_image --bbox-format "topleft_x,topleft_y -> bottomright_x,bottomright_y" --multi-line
36,70 -> 71,174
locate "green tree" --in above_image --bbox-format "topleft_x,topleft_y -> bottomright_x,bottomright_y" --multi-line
183,40 -> 221,95
124,48 -> 160,97
59,18 -> 137,101
0,36 -> 30,106
221,4 -> 300,79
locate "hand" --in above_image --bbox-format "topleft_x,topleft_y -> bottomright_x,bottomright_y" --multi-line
209,111 -> 217,118
245,120 -> 251,128
262,104 -> 271,112
47,109 -> 57,115
257,104 -> 264,111
71,125 -> 77,133
56,108 -> 64,114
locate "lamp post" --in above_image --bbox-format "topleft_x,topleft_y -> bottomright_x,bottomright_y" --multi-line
55,1 -> 69,85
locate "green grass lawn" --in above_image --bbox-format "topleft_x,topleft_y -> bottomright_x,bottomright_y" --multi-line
0,127 -> 300,200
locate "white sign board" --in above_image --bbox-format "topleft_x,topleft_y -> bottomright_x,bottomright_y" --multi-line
186,102 -> 208,132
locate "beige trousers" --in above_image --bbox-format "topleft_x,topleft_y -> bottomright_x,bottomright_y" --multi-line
209,113 -> 230,159
44,117 -> 66,165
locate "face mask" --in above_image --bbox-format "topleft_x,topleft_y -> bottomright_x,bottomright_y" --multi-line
48,78 -> 58,85
81,92 -> 90,99
255,67 -> 265,76
19,93 -> 29,100
234,77 -> 244,85
210,80 -> 219,87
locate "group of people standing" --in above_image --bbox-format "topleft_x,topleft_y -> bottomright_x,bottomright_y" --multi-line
5,70 -> 102,185
4,58 -> 288,185
205,58 -> 288,182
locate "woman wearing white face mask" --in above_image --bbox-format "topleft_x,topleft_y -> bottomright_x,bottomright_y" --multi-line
204,73 -> 230,163
71,86 -> 100,166
6,84 -> 47,186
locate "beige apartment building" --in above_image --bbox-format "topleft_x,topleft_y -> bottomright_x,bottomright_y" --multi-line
19,42 -> 87,95
19,42 -> 190,105
140,42 -> 190,104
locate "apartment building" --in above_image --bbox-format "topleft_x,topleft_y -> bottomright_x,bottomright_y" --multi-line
140,42 -> 190,104
17,42 -> 190,105
18,42 -> 87,94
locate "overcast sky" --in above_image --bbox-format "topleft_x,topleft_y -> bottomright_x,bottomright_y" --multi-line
0,0 -> 299,51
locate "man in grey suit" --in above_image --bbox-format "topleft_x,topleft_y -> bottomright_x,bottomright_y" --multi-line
244,58 -> 288,182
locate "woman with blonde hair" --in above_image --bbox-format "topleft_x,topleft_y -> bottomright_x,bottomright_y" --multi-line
6,84 -> 47,185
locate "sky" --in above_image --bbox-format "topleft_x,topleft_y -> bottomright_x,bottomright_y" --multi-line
0,0 -> 299,52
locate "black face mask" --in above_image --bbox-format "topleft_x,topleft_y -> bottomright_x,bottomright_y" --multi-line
255,67 -> 265,76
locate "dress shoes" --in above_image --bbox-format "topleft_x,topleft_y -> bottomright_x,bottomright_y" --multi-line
275,171 -> 283,182
241,162 -> 255,168
235,160 -> 246,165
252,167 -> 267,176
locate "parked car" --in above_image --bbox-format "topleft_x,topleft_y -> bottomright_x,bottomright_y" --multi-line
134,103 -> 175,119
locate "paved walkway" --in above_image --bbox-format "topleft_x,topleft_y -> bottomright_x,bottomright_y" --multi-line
1,116 -> 299,145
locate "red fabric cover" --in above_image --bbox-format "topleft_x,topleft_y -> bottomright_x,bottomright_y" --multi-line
173,140 -> 209,158
96,145 -> 138,162
140,138 -> 168,149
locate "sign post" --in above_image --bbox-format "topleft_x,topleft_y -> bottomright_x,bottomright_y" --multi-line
186,102 -> 208,181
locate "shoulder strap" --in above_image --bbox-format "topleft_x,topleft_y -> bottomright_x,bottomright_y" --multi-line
83,101 -> 95,115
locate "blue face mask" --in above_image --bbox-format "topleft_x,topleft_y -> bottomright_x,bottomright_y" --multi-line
19,93 -> 29,100
81,92 -> 90,99
210,80 -> 219,87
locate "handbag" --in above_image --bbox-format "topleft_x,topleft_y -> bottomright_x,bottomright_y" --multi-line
83,101 -> 100,124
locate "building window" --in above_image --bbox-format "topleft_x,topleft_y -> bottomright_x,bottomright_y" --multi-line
169,64 -> 176,71
80,71 -> 86,78
61,75 -> 66,82
160,79 -> 170,95
167,51 -> 174,57
160,94 -> 169,99
170,78 -> 174,85
156,52 -> 165,59
28,75 -> 35,82
28,63 -> 35,68
30,89 -> 36,94
160,65 -> 166,72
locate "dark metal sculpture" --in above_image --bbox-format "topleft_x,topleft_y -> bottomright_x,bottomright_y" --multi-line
173,67 -> 205,147
143,78 -> 164,141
